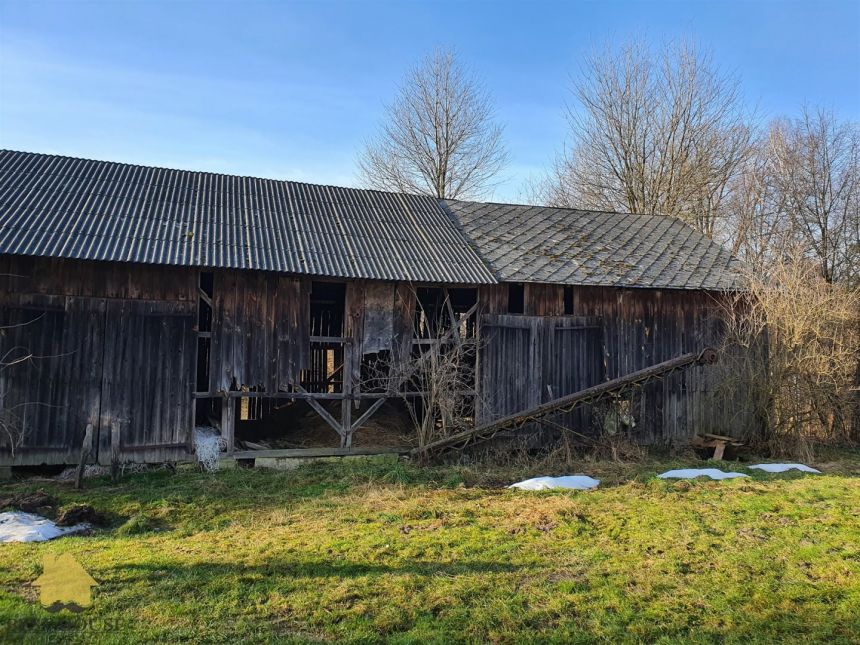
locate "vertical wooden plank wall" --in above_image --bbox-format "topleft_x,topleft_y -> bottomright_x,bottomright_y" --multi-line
0,256 -> 198,465
0,294 -> 106,465
209,270 -> 309,394
567,286 -> 743,442
98,300 -> 197,464
524,284 -> 564,316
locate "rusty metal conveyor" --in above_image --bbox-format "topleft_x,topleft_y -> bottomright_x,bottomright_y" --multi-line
412,347 -> 719,458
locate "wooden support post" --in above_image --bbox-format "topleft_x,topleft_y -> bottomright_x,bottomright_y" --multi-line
442,288 -> 462,348
341,404 -> 352,448
220,395 -> 235,455
75,424 -> 94,490
341,341 -> 353,448
474,302 -> 483,424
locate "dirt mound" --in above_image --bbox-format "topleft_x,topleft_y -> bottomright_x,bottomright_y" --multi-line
55,504 -> 106,527
0,491 -> 56,514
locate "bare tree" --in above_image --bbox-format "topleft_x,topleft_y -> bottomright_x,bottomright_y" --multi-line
770,108 -> 859,284
723,110 -> 860,285
720,128 -> 792,273
539,38 -> 753,237
358,48 -> 508,200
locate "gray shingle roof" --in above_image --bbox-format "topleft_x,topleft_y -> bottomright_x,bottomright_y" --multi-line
441,200 -> 744,290
0,150 -> 495,283
0,150 -> 743,290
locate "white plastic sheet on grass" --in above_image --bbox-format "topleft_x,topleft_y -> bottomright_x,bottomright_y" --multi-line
657,468 -> 749,480
0,512 -> 90,543
748,463 -> 821,474
509,476 -> 600,491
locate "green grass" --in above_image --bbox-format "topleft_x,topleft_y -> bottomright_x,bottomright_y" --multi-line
1,452 -> 859,644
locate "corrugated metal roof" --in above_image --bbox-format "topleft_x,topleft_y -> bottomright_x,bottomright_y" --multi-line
0,150 -> 743,290
0,150 -> 496,283
441,200 -> 744,290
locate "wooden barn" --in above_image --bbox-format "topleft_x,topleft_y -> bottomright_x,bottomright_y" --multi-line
0,150 -> 751,467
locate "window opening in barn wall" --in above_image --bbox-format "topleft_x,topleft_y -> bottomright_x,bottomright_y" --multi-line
195,272 -> 213,393
302,281 -> 347,394
564,286 -> 574,315
194,272 -> 221,430
413,288 -> 478,339
507,283 -> 524,314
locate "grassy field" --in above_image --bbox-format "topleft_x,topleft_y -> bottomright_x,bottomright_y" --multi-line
1,452 -> 858,644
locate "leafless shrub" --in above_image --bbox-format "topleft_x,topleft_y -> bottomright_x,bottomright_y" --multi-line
717,109 -> 860,455
357,47 -> 509,199
400,297 -> 478,450
717,252 -> 859,458
362,289 -> 479,450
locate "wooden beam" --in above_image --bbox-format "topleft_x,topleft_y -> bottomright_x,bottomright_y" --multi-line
110,422 -> 121,482
310,335 -> 352,344
339,335 -> 355,447
414,348 -> 719,457
442,288 -> 463,348
231,446 -> 410,459
197,390 -> 470,400
198,287 -> 213,309
295,385 -> 344,437
341,401 -> 352,447
351,398 -> 386,433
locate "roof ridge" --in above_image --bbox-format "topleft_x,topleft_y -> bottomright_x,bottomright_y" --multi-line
0,148 -> 436,203
444,197 -> 683,221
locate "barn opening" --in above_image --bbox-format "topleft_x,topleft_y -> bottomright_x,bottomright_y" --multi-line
306,281 -> 346,393
507,283 -> 524,314
406,287 -> 479,436
194,271 -> 223,437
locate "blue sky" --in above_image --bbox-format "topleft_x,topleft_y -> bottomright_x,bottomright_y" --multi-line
1,0 -> 858,201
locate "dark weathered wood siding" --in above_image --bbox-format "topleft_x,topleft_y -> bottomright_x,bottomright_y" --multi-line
98,299 -> 197,464
0,294 -> 104,464
478,314 -> 604,431
208,271 -> 309,393
477,284 -> 749,443
568,286 -> 740,442
0,256 -> 197,465
1,253 -> 752,464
